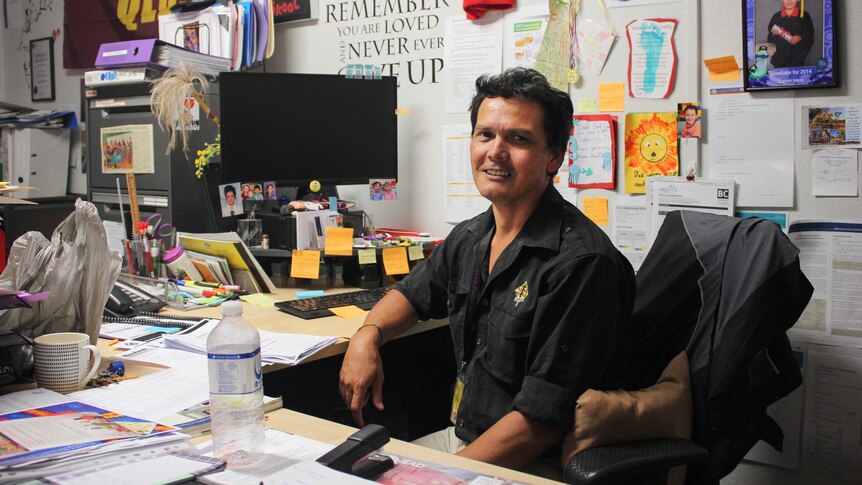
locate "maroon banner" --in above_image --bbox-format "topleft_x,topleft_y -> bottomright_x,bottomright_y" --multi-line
64,0 -> 177,69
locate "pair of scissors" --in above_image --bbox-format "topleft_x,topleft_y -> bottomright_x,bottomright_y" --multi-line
145,213 -> 175,241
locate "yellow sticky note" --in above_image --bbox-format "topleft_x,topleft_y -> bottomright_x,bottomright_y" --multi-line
598,83 -> 625,112
240,293 -> 277,307
290,250 -> 320,279
577,98 -> 597,114
357,248 -> 377,265
329,305 -> 369,319
703,55 -> 740,82
382,247 -> 410,275
583,198 -> 609,226
324,226 -> 354,256
407,245 -> 424,261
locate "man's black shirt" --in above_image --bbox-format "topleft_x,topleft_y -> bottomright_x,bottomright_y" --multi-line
395,184 -> 636,443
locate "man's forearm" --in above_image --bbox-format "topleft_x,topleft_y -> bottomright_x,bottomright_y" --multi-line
456,411 -> 564,470
358,289 -> 420,347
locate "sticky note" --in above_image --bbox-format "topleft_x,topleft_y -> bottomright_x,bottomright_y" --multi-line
703,56 -> 740,82
240,293 -> 277,307
382,247 -> 410,275
329,305 -> 369,319
583,197 -> 609,226
290,250 -> 320,279
357,248 -> 377,265
324,227 -> 354,256
577,98 -> 597,113
598,83 -> 625,112
407,245 -> 424,261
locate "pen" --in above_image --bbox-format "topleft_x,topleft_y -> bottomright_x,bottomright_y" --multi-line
107,339 -> 120,346
113,375 -> 139,381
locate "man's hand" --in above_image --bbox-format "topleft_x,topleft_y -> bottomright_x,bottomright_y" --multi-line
790,35 -> 802,45
339,327 -> 385,427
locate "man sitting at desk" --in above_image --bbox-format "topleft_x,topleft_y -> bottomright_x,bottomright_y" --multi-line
339,68 -> 635,479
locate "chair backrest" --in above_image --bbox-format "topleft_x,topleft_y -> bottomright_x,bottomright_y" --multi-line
625,211 -> 813,483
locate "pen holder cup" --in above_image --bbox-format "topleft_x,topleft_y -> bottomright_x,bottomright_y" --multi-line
238,219 -> 263,248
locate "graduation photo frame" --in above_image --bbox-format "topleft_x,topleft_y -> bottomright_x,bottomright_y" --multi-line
743,0 -> 838,91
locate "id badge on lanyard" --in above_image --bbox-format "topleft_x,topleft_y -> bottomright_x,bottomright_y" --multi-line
451,252 -> 485,424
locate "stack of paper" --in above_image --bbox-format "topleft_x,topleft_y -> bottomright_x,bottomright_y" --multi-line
164,328 -> 338,365
0,401 -> 188,481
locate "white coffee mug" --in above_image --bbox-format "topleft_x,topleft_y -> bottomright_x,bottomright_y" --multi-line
33,332 -> 101,394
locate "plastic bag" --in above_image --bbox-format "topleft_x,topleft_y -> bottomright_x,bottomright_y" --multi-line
0,199 -> 122,344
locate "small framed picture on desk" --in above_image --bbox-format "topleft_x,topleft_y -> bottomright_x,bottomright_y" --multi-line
743,0 -> 838,91
30,37 -> 55,102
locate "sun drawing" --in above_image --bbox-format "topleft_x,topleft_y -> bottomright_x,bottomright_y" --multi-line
625,113 -> 678,176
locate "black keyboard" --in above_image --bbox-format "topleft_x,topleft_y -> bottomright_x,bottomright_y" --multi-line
275,287 -> 391,319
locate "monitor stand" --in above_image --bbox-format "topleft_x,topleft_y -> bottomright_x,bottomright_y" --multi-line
296,183 -> 340,202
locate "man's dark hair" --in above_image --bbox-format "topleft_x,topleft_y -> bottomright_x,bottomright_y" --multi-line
224,184 -> 236,196
469,68 -> 574,159
684,104 -> 698,114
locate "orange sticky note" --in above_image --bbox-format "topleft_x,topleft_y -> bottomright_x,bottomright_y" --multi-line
382,247 -> 410,275
290,250 -> 320,279
324,226 -> 354,256
329,305 -> 369,319
583,197 -> 609,226
598,83 -> 625,112
703,55 -> 740,82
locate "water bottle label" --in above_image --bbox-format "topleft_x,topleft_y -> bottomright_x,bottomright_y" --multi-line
208,348 -> 263,395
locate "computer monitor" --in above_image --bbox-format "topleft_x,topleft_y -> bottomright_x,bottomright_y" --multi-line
219,72 -> 398,200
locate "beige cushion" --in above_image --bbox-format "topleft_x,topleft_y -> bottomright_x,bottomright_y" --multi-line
561,351 -> 693,466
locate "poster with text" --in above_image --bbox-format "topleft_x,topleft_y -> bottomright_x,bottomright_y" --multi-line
624,112 -> 678,193
567,115 -> 616,189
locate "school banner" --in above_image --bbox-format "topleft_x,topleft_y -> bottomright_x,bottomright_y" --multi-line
64,1 -> 177,68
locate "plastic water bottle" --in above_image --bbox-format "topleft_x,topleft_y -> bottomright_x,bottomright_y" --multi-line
207,300 -> 265,466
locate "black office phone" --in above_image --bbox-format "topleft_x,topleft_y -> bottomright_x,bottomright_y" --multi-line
104,279 -> 166,318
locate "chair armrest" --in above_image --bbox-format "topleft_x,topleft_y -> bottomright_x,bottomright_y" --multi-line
564,438 -> 707,485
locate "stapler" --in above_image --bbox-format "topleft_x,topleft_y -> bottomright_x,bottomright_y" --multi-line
316,424 -> 395,479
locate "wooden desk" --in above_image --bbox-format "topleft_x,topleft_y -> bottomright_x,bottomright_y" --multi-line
101,286 -> 448,366
263,408 -> 563,485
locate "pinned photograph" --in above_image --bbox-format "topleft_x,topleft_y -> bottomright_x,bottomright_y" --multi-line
677,103 -> 702,138
744,0 -> 837,91
100,124 -> 154,174
263,181 -> 277,200
219,182 -> 243,217
369,179 -> 398,201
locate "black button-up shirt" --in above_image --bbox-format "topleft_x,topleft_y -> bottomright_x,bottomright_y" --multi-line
395,184 -> 636,443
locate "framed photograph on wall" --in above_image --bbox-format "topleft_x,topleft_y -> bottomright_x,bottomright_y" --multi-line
743,0 -> 837,91
30,37 -> 55,102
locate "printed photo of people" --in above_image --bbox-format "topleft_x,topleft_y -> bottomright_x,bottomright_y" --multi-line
263,181 -> 277,200
678,103 -> 702,139
219,182 -> 244,217
101,132 -> 135,173
369,179 -> 398,201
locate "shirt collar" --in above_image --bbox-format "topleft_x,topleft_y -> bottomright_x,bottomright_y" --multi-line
465,183 -> 563,252
781,6 -> 799,17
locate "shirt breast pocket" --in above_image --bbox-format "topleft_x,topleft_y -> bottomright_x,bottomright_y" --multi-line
483,304 -> 533,385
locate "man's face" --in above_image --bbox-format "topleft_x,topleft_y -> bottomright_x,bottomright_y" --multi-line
783,0 -> 799,10
470,97 -> 562,208
254,186 -> 261,194
226,191 -> 236,205
684,109 -> 698,124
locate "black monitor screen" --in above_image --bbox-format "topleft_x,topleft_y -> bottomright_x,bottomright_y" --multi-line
219,72 -> 397,187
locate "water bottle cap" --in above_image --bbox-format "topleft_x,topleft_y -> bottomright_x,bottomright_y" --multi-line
221,300 -> 243,317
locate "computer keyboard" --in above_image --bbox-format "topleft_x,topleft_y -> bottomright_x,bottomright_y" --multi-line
275,287 -> 392,320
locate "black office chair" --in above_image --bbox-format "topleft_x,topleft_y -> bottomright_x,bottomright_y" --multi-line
563,211 -> 813,485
